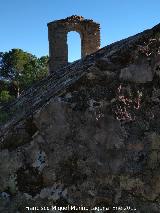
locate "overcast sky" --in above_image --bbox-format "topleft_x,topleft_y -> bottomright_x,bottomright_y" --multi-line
0,0 -> 160,61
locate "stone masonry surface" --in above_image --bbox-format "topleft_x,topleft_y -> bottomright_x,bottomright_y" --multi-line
0,21 -> 160,212
48,15 -> 100,73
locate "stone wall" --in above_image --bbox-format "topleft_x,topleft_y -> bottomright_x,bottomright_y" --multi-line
0,23 -> 160,212
48,15 -> 100,73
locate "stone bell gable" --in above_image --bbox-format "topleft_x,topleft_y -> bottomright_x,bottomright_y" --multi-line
48,15 -> 100,73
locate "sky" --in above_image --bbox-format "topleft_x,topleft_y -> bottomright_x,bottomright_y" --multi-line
0,0 -> 160,62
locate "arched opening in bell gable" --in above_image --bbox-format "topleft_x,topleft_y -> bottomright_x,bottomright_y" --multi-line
67,31 -> 81,63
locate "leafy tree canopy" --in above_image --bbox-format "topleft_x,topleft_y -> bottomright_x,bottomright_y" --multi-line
0,49 -> 48,100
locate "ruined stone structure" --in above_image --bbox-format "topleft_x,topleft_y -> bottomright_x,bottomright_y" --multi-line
0,23 -> 160,212
48,15 -> 100,73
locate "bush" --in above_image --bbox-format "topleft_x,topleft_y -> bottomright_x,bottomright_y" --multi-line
0,90 -> 13,103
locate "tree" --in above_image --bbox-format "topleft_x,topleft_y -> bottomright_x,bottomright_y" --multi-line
0,49 -> 48,98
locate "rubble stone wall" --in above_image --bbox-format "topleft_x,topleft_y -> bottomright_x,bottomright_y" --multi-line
48,15 -> 100,73
0,23 -> 160,213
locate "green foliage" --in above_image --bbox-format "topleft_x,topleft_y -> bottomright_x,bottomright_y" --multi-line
0,90 -> 12,103
0,80 -> 9,91
0,49 -> 48,97
19,55 -> 49,88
